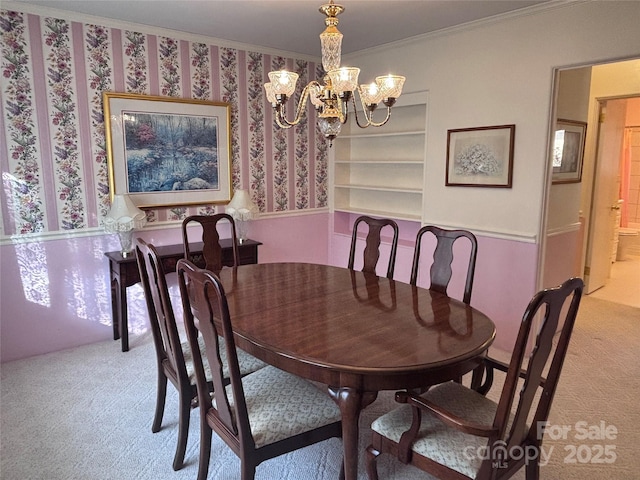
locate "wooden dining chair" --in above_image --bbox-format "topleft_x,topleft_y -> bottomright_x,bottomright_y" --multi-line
135,239 -> 266,471
410,225 -> 478,305
365,277 -> 584,480
348,215 -> 399,279
182,213 -> 239,272
177,258 -> 344,480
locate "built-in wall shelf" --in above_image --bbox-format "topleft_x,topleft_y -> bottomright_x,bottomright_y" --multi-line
331,91 -> 428,222
334,160 -> 423,165
335,184 -> 422,193
334,206 -> 422,222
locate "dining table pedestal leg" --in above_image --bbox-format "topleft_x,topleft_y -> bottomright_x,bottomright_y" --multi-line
329,386 -> 378,480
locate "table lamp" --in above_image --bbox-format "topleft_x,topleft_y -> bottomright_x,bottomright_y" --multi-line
104,194 -> 147,257
225,189 -> 258,244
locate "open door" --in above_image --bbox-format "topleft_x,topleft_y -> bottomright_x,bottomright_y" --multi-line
584,99 -> 627,293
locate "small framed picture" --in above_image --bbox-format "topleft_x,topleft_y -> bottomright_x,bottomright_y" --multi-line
103,92 -> 232,208
446,124 -> 515,188
552,119 -> 587,184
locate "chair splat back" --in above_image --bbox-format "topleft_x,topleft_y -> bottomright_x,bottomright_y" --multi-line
494,277 -> 584,454
411,225 -> 478,304
348,215 -> 399,279
177,260 -> 241,437
136,239 -> 187,386
182,214 -> 239,272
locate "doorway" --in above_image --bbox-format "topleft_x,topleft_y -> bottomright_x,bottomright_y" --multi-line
585,97 -> 640,307
543,59 -> 640,308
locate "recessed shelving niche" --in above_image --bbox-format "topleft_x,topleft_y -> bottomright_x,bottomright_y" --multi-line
331,91 -> 428,222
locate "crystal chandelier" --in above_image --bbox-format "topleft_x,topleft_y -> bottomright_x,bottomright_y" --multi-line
264,0 -> 406,145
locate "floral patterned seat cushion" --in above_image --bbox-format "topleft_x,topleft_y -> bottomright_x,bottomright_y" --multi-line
226,365 -> 342,448
371,381 -> 507,479
183,336 -> 267,382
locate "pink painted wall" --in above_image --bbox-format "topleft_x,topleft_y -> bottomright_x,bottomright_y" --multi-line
248,213 -> 329,264
0,212 -> 329,362
543,228 -> 584,290
1,210 -> 538,362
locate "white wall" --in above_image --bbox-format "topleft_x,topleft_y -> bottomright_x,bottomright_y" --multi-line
346,1 -> 640,242
556,67 -> 592,121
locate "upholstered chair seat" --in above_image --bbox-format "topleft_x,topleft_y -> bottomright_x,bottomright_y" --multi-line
225,365 -> 342,448
371,381 -> 514,478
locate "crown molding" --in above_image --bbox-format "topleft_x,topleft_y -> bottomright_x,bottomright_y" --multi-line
3,1 -> 321,62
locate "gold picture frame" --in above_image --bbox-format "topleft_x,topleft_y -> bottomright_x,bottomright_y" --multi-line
104,92 -> 232,208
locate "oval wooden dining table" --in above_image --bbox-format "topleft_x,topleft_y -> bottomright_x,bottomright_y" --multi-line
214,262 -> 496,480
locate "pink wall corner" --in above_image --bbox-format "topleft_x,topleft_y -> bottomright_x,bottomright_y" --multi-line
140,212 -> 331,264
1,211 -> 537,362
248,212 -> 330,264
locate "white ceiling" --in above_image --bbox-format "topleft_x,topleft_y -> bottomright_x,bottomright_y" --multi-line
12,0 -> 550,57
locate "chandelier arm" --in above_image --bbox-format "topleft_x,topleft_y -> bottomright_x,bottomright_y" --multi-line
274,110 -> 294,129
351,91 -> 392,128
351,92 -> 382,128
365,106 -> 392,128
274,82 -> 317,128
349,93 -> 372,129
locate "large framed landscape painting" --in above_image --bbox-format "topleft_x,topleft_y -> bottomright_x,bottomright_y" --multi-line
104,92 -> 231,208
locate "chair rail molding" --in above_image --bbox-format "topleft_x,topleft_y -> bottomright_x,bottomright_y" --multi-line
546,222 -> 582,237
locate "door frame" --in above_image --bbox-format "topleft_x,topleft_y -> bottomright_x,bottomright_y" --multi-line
538,58 -> 640,299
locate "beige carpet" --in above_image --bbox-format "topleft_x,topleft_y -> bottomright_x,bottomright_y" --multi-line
1,296 -> 638,479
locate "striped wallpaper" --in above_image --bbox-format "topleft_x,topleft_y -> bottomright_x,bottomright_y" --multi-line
0,9 -> 329,237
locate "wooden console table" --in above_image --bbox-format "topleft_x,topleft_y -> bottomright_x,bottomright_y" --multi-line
105,238 -> 261,352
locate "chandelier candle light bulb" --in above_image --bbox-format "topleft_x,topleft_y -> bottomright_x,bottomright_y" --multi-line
269,71 -> 299,98
359,82 -> 383,107
264,82 -> 276,104
377,74 -> 406,105
265,0 -> 405,145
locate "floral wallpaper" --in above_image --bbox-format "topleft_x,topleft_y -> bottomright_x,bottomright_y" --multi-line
0,8 -> 329,237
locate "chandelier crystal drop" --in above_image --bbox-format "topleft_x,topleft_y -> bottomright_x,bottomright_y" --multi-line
264,0 -> 406,145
